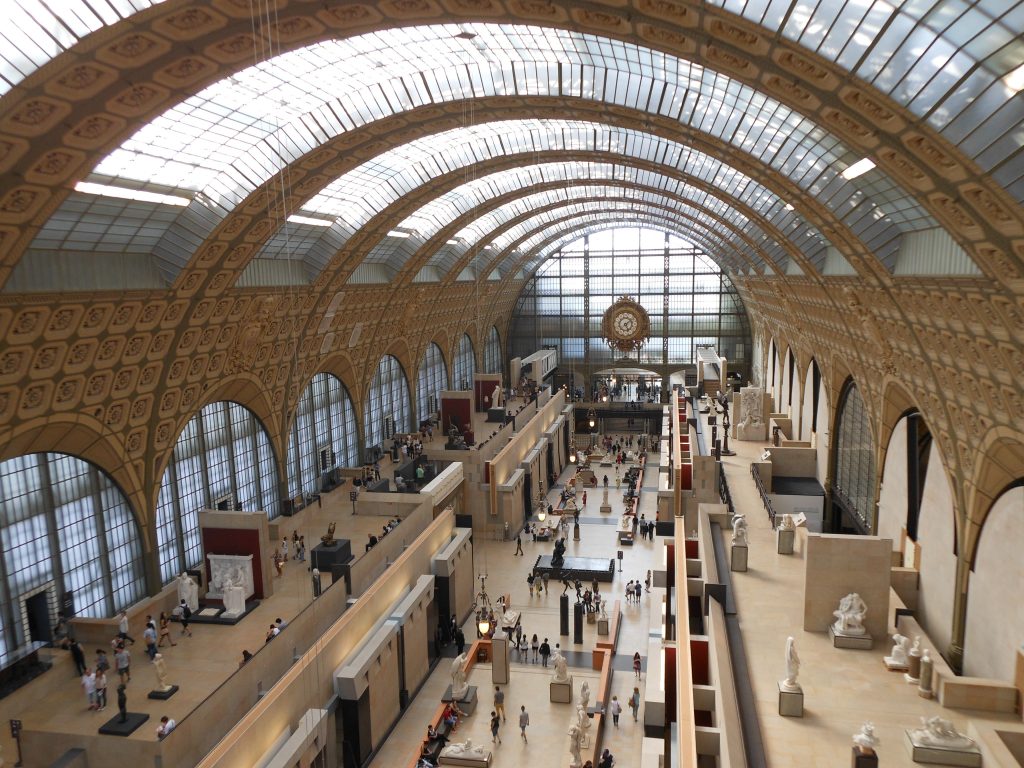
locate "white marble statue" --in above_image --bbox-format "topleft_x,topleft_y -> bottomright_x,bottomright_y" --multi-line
176,572 -> 199,612
579,681 -> 591,711
568,723 -> 583,768
779,514 -> 795,531
781,636 -> 800,691
731,513 -> 748,547
502,609 -> 519,627
910,716 -> 976,750
153,653 -> 171,691
208,553 -> 254,600
832,592 -> 868,636
853,722 -> 879,753
223,578 -> 246,616
739,386 -> 764,427
577,704 -> 591,731
440,739 -> 488,759
884,633 -> 912,669
450,651 -> 469,699
598,598 -> 608,621
551,648 -> 570,683
491,384 -> 503,408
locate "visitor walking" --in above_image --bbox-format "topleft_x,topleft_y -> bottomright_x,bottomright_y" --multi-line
81,667 -> 97,710
158,612 -> 177,647
518,705 -> 529,741
610,695 -> 622,727
630,686 -> 641,721
69,639 -> 87,675
493,685 -> 505,721
143,621 -> 158,661
114,644 -> 131,684
527,573 -> 535,597
490,710 -> 502,744
514,532 -> 523,556
633,651 -> 642,678
117,611 -> 135,645
645,570 -> 652,592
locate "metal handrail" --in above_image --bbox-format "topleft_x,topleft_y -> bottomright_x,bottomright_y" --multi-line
749,462 -> 776,527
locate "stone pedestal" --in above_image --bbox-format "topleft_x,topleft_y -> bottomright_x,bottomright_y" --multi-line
884,655 -> 909,672
98,712 -> 150,736
442,684 -> 478,714
310,539 -> 352,572
778,682 -> 803,717
597,618 -> 609,636
731,544 -> 748,572
600,503 -> 612,513
486,407 -> 506,423
147,685 -> 179,700
560,594 -> 569,636
918,656 -> 934,698
905,651 -> 922,683
851,747 -> 878,768
777,528 -> 795,555
905,732 -> 981,766
830,626 -> 873,650
550,677 -> 573,703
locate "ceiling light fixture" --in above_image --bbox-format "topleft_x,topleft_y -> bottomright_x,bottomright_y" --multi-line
75,181 -> 190,207
841,158 -> 876,180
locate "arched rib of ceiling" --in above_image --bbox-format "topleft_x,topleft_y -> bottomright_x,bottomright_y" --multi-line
389,170 -> 822,285
256,119 -> 858,286
2,8 -> 1020,286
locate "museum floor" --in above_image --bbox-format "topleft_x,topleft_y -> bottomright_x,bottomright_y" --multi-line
1,413 -> 1021,766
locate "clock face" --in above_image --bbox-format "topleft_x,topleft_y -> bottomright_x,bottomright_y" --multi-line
613,310 -> 639,338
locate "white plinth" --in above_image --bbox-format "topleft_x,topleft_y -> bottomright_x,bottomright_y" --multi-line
731,544 -> 748,572
776,528 -> 795,555
829,626 -> 873,650
550,677 -> 573,703
905,732 -> 981,766
207,553 -> 255,602
884,656 -> 910,671
778,682 -> 804,717
439,747 -> 493,767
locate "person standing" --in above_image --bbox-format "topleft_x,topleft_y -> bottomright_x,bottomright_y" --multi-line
539,637 -> 551,667
69,638 -> 87,675
94,667 -> 108,711
493,685 -> 506,721
143,621 -> 158,661
514,531 -> 523,556
115,644 -> 131,684
531,634 -> 539,664
454,626 -> 466,656
489,710 -> 502,744
645,571 -> 652,592
581,490 -> 587,507
518,705 -> 529,742
633,651 -> 642,678
610,695 -> 622,727
629,686 -> 641,721
158,611 -> 177,647
81,667 -> 97,710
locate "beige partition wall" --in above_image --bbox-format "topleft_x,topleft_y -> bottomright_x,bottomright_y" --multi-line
390,575 -> 435,696
368,633 -> 401,747
802,533 -> 893,640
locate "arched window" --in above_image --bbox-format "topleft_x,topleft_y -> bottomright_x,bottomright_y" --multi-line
483,327 -> 502,374
832,380 -> 877,533
156,401 -> 280,583
287,374 -> 358,498
417,343 -> 448,425
452,334 -> 475,390
0,452 -> 145,658
365,355 -> 411,451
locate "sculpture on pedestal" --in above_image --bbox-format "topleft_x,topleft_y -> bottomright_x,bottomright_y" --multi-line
491,384 -> 503,408
176,573 -> 199,612
577,705 -> 591,731
731,513 -> 748,547
598,598 -> 608,621
739,387 -> 764,428
222,578 -> 246,616
450,652 -> 469,699
321,521 -> 337,546
781,636 -> 800,691
551,537 -> 567,568
153,653 -> 171,691
551,648 -> 570,683
440,739 -> 488,759
568,723 -> 583,768
579,681 -> 590,710
832,592 -> 868,636
884,634 -> 911,669
909,717 -> 975,750
853,722 -> 879,753
779,514 -> 795,531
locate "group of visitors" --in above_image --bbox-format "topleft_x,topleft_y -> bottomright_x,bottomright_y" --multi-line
365,517 -> 402,552
265,617 -> 287,643
624,574 -> 651,603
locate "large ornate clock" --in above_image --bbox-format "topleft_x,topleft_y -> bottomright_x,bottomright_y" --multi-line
601,296 -> 651,355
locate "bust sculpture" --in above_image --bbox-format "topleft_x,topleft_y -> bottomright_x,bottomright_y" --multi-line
321,521 -> 337,546
853,722 -> 879,753
450,651 -> 469,699
579,681 -> 591,710
832,592 -> 868,636
568,723 -> 583,768
731,513 -> 749,547
153,653 -> 171,691
884,633 -> 912,668
781,636 -> 800,691
551,648 -> 570,683
441,739 -> 487,758
176,573 -> 199,612
910,716 -> 976,750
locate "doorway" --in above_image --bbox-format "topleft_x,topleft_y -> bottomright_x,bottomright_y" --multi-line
25,592 -> 51,644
